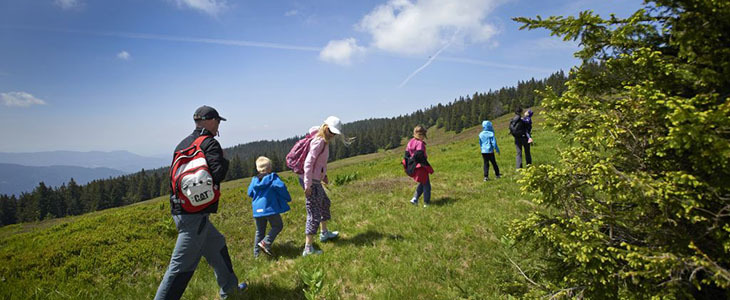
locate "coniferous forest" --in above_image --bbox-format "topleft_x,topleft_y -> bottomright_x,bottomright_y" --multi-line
0,71 -> 568,226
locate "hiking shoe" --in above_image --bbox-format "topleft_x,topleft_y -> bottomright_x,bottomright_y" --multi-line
258,241 -> 272,256
223,282 -> 246,298
320,230 -> 339,242
302,245 -> 323,257
410,198 -> 418,205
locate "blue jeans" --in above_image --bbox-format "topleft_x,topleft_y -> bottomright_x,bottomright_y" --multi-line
254,214 -> 283,255
413,179 -> 431,204
155,214 -> 239,300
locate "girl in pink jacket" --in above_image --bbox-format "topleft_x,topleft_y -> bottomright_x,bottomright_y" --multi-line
406,125 -> 434,207
299,116 -> 343,256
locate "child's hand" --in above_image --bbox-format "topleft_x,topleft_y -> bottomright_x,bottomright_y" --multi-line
528,138 -> 533,144
323,175 -> 329,185
305,187 -> 312,197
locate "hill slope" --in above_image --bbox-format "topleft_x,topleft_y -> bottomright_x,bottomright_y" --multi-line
0,150 -> 168,173
0,163 -> 125,196
0,111 -> 555,299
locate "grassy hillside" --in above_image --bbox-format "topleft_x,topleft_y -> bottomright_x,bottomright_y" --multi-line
0,111 -> 559,299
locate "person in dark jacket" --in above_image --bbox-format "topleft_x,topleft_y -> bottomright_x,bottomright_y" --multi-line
155,105 -> 246,300
248,156 -> 291,258
510,107 -> 531,169
523,109 -> 534,144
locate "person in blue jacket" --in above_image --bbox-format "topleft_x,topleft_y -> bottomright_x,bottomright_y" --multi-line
247,156 -> 292,257
479,120 -> 501,181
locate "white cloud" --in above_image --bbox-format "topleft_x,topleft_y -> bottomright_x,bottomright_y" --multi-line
54,0 -> 81,10
1,92 -> 47,107
319,38 -> 365,66
356,0 -> 500,55
117,51 -> 131,60
284,9 -> 299,17
173,0 -> 227,16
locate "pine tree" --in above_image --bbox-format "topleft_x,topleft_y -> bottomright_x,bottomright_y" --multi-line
512,1 -> 730,297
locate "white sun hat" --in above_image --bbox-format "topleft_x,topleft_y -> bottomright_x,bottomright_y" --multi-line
324,116 -> 343,135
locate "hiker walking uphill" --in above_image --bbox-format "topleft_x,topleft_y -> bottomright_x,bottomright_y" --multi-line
248,156 -> 291,258
479,120 -> 501,181
296,116 -> 345,256
404,125 -> 434,207
156,105 -> 246,300
509,107 -> 531,169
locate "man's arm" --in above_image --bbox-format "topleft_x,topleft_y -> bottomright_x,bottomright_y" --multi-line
202,137 -> 229,185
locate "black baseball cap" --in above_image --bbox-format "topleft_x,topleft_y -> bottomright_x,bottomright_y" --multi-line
193,105 -> 227,121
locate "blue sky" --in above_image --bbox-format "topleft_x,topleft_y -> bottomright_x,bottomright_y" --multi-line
0,0 -> 643,156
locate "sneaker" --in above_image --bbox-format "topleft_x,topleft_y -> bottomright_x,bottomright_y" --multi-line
410,198 -> 418,206
423,204 -> 429,208
484,177 -> 489,181
258,241 -> 272,256
238,282 -> 248,291
320,230 -> 339,242
302,245 -> 323,257
496,175 -> 501,179
224,282 -> 246,298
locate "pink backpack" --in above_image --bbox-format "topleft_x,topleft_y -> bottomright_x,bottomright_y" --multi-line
286,133 -> 315,174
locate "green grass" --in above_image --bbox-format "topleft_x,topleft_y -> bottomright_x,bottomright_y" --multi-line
0,111 -> 561,299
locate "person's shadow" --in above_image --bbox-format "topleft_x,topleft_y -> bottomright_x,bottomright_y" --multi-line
270,240 -> 304,259
429,196 -> 457,206
335,230 -> 404,247
233,281 -> 305,300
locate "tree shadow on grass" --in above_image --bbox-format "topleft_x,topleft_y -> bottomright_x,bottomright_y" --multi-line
335,230 -> 404,247
235,281 -> 305,300
429,196 -> 458,207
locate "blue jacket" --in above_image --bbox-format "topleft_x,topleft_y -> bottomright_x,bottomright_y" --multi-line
247,172 -> 291,217
479,121 -> 500,154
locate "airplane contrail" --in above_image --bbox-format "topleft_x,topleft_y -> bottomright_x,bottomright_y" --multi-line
9,26 -> 555,73
12,26 -> 322,52
398,32 -> 459,88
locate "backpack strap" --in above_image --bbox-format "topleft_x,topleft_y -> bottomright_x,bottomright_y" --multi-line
192,135 -> 210,148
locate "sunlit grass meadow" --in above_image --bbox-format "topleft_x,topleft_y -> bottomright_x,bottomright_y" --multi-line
0,111 -> 560,299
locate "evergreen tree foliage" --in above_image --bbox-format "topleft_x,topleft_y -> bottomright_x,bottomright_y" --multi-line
511,1 -> 729,297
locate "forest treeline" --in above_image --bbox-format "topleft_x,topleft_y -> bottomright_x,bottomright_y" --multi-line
0,71 -> 568,226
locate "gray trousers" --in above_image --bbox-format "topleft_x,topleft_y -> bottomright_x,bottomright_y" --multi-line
515,137 -> 532,168
254,214 -> 283,255
154,214 -> 239,300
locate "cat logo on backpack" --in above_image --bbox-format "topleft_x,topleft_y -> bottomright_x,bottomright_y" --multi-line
170,136 -> 220,212
193,191 -> 210,203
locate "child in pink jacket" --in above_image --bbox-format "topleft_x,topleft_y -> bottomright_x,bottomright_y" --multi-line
299,116 -> 343,256
406,125 -> 434,207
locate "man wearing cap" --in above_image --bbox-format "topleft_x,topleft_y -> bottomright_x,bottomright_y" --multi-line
155,105 -> 246,299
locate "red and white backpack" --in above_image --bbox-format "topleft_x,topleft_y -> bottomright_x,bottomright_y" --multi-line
170,135 -> 220,212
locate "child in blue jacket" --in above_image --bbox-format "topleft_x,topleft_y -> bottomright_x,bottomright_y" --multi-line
247,156 -> 292,257
478,120 -> 501,181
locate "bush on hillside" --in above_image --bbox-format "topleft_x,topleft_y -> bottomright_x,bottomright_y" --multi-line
511,0 -> 730,298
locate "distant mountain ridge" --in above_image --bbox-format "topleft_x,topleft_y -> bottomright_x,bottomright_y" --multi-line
0,150 -> 169,173
0,163 -> 125,196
